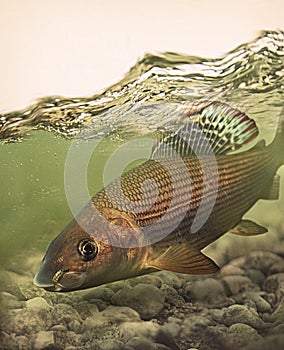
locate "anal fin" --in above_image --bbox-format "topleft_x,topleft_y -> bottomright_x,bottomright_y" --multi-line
262,175 -> 280,200
147,244 -> 219,275
230,219 -> 267,236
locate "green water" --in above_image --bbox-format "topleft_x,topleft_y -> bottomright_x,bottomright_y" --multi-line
0,30 -> 283,275
0,130 -> 150,269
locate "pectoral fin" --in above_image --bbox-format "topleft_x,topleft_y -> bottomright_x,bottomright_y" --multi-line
230,219 -> 267,236
147,245 -> 219,275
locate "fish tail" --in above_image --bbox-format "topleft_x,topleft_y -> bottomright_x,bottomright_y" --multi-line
272,107 -> 284,166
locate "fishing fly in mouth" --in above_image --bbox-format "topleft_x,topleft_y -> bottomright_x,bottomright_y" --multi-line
34,101 -> 284,292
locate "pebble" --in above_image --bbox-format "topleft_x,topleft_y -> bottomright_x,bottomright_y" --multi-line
185,278 -> 227,305
222,304 -> 268,330
0,291 -> 24,309
82,287 -> 115,302
119,320 -> 159,341
83,306 -> 140,329
51,303 -> 82,325
242,292 -> 272,313
2,249 -> 284,350
219,264 -> 245,276
106,280 -> 131,293
111,283 -> 165,320
160,284 -> 185,306
155,323 -> 180,350
229,251 -> 283,275
271,298 -> 284,324
96,339 -> 124,350
155,271 -> 183,289
124,336 -> 156,350
181,315 -> 212,338
128,275 -> 163,288
228,322 -> 260,336
33,331 -> 54,350
209,308 -> 225,323
88,298 -> 108,311
25,297 -> 51,310
245,268 -> 266,287
221,275 -> 259,295
73,301 -> 99,319
68,319 -> 82,333
264,273 -> 284,294
241,334 -> 284,350
2,309 -> 48,335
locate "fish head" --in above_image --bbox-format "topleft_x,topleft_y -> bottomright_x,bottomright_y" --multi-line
34,206 -> 147,292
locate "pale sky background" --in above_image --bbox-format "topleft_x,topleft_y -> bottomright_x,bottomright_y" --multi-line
0,0 -> 283,112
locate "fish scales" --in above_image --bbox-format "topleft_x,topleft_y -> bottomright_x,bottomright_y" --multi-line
33,102 -> 284,291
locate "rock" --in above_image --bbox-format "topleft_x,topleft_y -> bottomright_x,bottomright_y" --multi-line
229,251 -> 283,275
153,344 -> 172,350
264,273 -> 284,294
2,309 -> 48,335
106,280 -> 130,293
221,275 -> 259,296
0,331 -> 18,350
269,323 -> 284,335
124,336 -> 155,350
33,331 -> 54,350
160,284 -> 185,306
82,287 -> 115,302
241,292 -> 272,313
181,315 -> 212,338
222,305 -> 268,330
203,324 -> 257,350
155,323 -> 180,350
186,278 -> 227,305
155,271 -> 183,289
271,298 -> 284,324
228,323 -> 260,336
17,335 -> 31,349
264,292 -> 277,308
111,284 -> 165,320
128,275 -> 163,288
96,339 -> 124,350
219,265 -> 245,276
119,320 -> 159,341
245,269 -> 266,287
269,259 -> 284,274
158,322 -> 181,338
0,291 -> 24,309
83,306 -> 140,329
68,319 -> 82,333
49,324 -> 68,331
88,298 -> 108,311
241,334 -> 284,350
25,297 -> 51,310
73,301 -> 99,319
209,309 -> 225,323
102,306 -> 141,322
51,303 -> 82,325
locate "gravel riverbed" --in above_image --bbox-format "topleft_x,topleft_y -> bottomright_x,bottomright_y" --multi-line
1,249 -> 284,350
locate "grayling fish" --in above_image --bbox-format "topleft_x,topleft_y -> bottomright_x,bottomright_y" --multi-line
34,102 -> 284,292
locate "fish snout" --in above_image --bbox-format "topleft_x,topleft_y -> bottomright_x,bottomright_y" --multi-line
33,260 -> 55,289
34,261 -> 87,292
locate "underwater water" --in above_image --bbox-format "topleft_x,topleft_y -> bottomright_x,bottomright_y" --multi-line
0,30 -> 284,350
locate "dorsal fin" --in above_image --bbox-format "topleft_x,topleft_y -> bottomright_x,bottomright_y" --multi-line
151,101 -> 259,158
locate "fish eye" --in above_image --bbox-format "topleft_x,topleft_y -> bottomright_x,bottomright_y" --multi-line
78,239 -> 98,261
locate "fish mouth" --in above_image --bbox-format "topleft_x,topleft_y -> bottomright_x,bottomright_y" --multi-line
34,265 -> 87,292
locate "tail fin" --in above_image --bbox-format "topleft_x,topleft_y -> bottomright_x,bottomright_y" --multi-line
271,107 -> 284,166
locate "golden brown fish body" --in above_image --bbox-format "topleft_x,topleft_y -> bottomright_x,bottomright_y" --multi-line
34,102 -> 284,291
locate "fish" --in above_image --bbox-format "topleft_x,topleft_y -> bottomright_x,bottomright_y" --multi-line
34,101 -> 284,292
